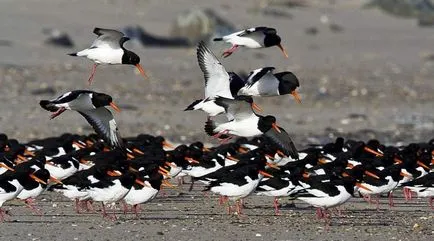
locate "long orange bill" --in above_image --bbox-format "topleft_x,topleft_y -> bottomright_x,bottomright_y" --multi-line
364,147 -> 383,157
238,147 -> 249,153
109,102 -> 121,113
303,172 -> 310,178
272,123 -> 281,133
135,179 -> 147,187
49,176 -> 63,184
251,102 -> 262,112
356,183 -> 372,192
318,158 -> 328,164
107,170 -> 122,177
202,146 -> 211,152
364,170 -> 380,179
259,170 -> 274,178
416,160 -> 430,170
158,169 -> 171,178
346,163 -> 354,168
400,172 -> 412,178
165,162 -> 177,168
133,148 -> 144,155
129,166 -> 139,173
185,157 -> 200,164
431,158 -> 434,165
162,180 -> 176,188
394,158 -> 403,164
226,156 -> 239,162
135,64 -> 148,80
17,154 -> 27,162
266,162 -> 281,170
163,141 -> 175,149
126,152 -> 135,159
342,172 -> 350,177
0,163 -> 15,171
45,161 -> 55,166
276,150 -> 287,158
291,90 -> 302,104
30,174 -> 47,185
72,141 -> 86,149
158,166 -> 170,174
277,43 -> 289,58
24,149 -> 36,157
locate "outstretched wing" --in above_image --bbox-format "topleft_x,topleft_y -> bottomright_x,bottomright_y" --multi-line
78,107 -> 124,149
244,67 -> 275,87
264,126 -> 299,160
214,96 -> 255,121
197,41 -> 232,99
91,28 -> 128,49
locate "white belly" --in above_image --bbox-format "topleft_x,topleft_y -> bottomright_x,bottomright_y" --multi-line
123,186 -> 159,206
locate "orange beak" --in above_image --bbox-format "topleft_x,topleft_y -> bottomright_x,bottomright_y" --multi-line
109,102 -> 121,113
364,147 -> 383,157
49,176 -> 63,184
364,170 -> 380,179
265,154 -> 275,160
416,160 -> 430,170
251,102 -> 262,112
342,172 -> 350,177
17,154 -> 28,162
202,146 -> 211,152
238,147 -> 249,153
24,149 -> 36,157
277,43 -> 289,58
135,64 -> 148,80
394,158 -> 403,164
346,163 -> 354,168
303,172 -> 310,178
163,141 -> 175,149
107,170 -> 122,177
291,90 -> 302,104
132,148 -> 144,155
185,157 -> 200,164
86,140 -> 94,147
128,166 -> 139,173
272,123 -> 281,133
318,158 -> 328,164
266,162 -> 281,170
161,180 -> 176,188
135,179 -> 147,187
29,174 -> 47,185
259,170 -> 274,178
165,162 -> 177,168
226,155 -> 239,162
126,152 -> 135,159
356,183 -> 372,192
0,163 -> 14,171
276,150 -> 287,158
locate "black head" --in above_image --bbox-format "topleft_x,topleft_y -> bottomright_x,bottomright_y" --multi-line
122,50 -> 140,65
263,28 -> 281,47
257,115 -> 277,133
91,93 -> 113,108
274,72 -> 299,95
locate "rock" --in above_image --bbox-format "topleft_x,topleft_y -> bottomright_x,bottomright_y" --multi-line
170,8 -> 236,45
42,28 -> 74,48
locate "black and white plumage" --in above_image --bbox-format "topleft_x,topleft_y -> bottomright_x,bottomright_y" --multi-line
185,41 -> 233,116
213,27 -> 288,58
236,67 -> 301,103
39,90 -> 124,149
68,28 -> 148,85
205,96 -> 298,159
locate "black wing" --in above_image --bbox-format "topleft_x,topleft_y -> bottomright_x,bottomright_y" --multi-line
214,96 -> 255,121
78,108 -> 124,150
244,67 -> 275,87
264,126 -> 299,160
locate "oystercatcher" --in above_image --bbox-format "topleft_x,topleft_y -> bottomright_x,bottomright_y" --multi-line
68,27 -> 148,85
213,27 -> 288,58
235,67 -> 301,103
16,168 -> 51,215
40,90 -> 124,149
205,97 -> 298,159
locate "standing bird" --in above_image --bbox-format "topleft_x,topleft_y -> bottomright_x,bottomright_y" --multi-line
39,90 -> 124,149
68,28 -> 148,85
213,27 -> 288,58
236,67 -> 302,104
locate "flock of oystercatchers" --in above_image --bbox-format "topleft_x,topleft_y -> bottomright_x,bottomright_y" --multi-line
0,27 -> 432,224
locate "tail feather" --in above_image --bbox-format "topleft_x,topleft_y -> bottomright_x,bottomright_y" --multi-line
68,52 -> 77,56
204,119 -> 217,136
213,37 -> 223,41
184,99 -> 203,111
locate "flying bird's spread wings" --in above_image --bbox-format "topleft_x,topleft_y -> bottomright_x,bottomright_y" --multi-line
197,41 -> 232,99
214,96 -> 255,121
78,107 -> 124,149
91,28 -> 129,49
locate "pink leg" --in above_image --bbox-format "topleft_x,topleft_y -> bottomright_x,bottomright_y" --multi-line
88,64 -> 98,85
273,197 -> 280,215
86,200 -> 94,212
222,45 -> 239,58
74,199 -> 81,214
24,198 -> 43,215
429,197 -> 434,210
122,201 -> 129,215
376,195 -> 380,211
388,192 -> 395,207
133,204 -> 140,219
